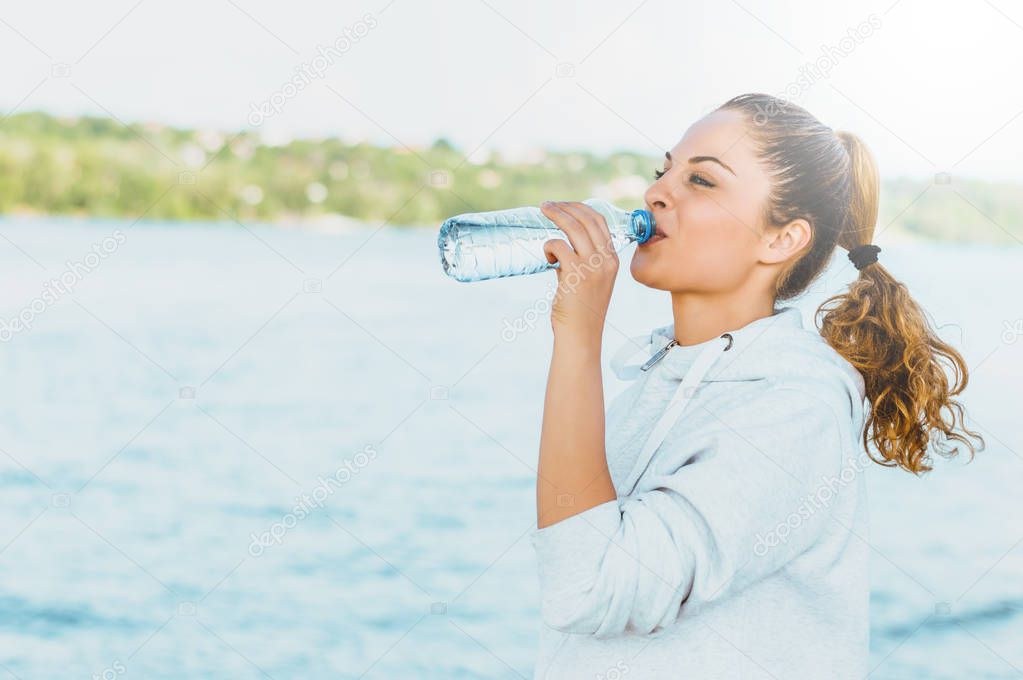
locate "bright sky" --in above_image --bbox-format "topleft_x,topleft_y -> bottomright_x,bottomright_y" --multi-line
3,0 -> 1023,181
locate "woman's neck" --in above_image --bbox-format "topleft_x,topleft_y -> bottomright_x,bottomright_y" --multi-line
669,291 -> 777,346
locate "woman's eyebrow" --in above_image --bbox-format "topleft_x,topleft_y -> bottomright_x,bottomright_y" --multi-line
665,151 -> 736,176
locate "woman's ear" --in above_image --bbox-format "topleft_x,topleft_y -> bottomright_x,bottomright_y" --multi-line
759,218 -> 812,265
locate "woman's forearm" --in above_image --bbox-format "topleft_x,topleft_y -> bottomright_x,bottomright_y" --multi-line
536,332 -> 617,529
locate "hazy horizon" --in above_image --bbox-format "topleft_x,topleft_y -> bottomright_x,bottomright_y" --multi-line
4,1 -> 1023,182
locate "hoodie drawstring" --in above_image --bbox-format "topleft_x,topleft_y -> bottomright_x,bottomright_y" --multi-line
619,332 -> 734,497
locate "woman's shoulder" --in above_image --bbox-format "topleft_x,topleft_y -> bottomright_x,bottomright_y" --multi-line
754,324 -> 868,421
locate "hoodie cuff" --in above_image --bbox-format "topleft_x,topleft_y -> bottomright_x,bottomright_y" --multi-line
531,498 -> 623,600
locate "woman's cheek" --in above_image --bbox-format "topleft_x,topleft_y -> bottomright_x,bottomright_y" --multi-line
670,229 -> 749,291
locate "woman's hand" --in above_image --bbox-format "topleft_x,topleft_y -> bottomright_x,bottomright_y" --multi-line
540,201 -> 619,342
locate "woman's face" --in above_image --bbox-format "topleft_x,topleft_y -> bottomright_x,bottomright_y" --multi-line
630,108 -> 776,293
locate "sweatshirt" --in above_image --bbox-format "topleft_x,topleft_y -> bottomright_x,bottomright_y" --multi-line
530,305 -> 871,679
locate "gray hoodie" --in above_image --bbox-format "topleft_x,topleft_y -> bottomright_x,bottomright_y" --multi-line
530,305 -> 871,679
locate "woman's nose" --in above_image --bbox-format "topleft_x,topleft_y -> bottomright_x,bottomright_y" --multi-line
644,178 -> 670,211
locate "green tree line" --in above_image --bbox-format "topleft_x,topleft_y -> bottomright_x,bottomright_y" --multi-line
0,111 -> 1019,244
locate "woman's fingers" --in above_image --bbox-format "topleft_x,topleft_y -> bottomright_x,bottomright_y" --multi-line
557,202 -> 615,259
539,201 -> 619,338
541,201 -> 595,257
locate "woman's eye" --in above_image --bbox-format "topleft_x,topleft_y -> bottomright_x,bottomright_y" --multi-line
653,168 -> 715,188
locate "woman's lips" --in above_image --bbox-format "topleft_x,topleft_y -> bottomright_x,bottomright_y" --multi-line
642,230 -> 668,245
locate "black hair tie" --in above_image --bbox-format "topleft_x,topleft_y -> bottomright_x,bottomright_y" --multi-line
848,244 -> 881,270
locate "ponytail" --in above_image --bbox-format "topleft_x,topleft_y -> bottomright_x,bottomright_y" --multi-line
815,131 -> 985,474
719,94 -> 984,474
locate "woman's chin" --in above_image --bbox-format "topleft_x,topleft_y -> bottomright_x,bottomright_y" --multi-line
630,253 -> 678,291
629,255 -> 654,285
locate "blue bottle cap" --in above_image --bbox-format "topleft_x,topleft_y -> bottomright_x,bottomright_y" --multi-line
631,209 -> 655,244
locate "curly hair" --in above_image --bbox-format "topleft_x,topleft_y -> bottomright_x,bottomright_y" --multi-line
718,93 -> 984,474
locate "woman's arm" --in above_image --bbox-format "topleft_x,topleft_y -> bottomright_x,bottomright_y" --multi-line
531,386 -> 854,636
536,201 -> 619,529
537,330 -> 616,528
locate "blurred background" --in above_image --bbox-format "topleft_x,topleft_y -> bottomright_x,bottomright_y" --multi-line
0,0 -> 1021,678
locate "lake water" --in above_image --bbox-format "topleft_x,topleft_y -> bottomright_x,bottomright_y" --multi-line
0,216 -> 1019,678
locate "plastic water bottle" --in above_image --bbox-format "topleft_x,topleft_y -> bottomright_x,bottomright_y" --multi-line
437,198 -> 655,282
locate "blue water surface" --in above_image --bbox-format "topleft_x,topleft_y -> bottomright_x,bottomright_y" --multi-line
0,216 -> 1019,678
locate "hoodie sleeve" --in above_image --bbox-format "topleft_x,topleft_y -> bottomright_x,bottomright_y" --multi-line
530,386 -> 855,638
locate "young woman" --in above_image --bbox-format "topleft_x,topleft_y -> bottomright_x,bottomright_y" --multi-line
530,93 -> 984,679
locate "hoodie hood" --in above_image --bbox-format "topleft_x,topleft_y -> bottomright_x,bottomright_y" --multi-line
613,305 -> 866,409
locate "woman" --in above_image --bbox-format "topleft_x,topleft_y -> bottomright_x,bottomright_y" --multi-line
530,93 -> 984,679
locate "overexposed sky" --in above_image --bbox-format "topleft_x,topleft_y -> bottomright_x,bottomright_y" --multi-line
2,0 -> 1023,181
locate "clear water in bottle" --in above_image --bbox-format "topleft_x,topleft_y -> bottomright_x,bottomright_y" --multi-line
437,198 -> 655,282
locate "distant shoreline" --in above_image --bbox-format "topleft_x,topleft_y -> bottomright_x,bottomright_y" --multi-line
0,208 -> 384,235
2,110 -> 1020,245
